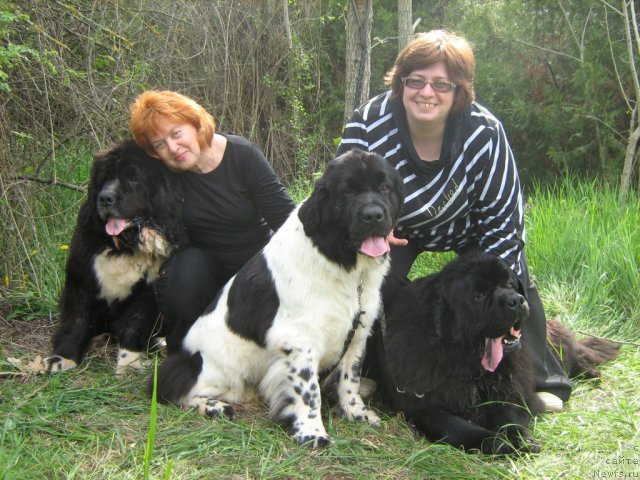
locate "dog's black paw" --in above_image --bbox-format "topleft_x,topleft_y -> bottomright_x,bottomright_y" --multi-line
480,428 -> 540,455
480,436 -> 516,455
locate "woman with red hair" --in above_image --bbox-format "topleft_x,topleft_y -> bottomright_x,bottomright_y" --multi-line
130,90 -> 295,350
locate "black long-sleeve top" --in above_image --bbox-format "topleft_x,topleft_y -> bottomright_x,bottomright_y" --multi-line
179,133 -> 295,273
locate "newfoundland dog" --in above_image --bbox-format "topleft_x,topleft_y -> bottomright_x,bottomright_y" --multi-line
44,140 -> 186,375
151,149 -> 404,447
372,253 -> 619,454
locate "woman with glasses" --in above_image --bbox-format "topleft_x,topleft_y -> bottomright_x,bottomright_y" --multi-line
338,29 -> 571,411
130,90 -> 295,351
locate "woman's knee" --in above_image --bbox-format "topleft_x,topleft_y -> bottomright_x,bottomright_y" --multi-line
155,247 -> 222,318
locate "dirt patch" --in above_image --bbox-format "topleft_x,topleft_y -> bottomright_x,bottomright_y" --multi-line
0,305 -> 120,378
0,314 -> 56,358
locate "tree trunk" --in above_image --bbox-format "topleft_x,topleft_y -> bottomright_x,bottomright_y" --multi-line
344,0 -> 373,124
618,117 -> 639,204
397,0 -> 413,52
282,0 -> 292,49
616,0 -> 640,205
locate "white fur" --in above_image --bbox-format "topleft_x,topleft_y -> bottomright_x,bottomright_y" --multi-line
115,348 -> 148,375
180,207 -> 387,444
93,246 -> 163,304
43,356 -> 78,373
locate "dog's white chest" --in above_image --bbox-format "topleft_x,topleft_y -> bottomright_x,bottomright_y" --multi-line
93,248 -> 162,303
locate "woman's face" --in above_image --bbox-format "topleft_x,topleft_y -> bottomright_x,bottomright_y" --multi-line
402,62 -> 456,130
148,121 -> 203,172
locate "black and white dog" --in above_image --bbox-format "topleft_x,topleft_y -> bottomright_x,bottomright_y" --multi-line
45,141 -> 186,375
152,149 -> 404,446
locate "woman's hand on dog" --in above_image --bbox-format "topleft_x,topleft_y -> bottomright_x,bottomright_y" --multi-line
387,230 -> 408,247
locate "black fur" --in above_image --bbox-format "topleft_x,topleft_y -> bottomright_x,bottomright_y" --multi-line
225,253 -> 280,347
372,253 -> 619,454
153,350 -> 203,404
47,140 -> 186,372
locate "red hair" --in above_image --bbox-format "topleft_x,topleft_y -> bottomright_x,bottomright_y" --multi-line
129,90 -> 216,154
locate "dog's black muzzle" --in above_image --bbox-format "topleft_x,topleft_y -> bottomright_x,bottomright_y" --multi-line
97,179 -> 121,220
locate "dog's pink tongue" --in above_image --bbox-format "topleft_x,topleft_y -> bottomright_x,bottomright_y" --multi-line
360,236 -> 390,257
105,217 -> 127,236
481,336 -> 505,372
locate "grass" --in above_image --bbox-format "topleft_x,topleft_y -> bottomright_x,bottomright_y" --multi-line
1,176 -> 639,479
1,346 -> 638,479
525,179 -> 640,340
1,143 -> 93,317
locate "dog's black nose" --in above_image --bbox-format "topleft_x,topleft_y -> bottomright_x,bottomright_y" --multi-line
505,292 -> 525,310
98,190 -> 116,207
362,204 -> 385,224
98,179 -> 120,208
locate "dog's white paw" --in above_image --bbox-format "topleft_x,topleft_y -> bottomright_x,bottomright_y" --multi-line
115,348 -> 148,375
337,401 -> 381,426
43,355 -> 78,373
291,431 -> 332,448
289,414 -> 332,447
191,396 -> 235,420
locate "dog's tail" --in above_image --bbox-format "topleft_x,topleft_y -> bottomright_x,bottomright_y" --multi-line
547,319 -> 620,379
147,350 -> 203,404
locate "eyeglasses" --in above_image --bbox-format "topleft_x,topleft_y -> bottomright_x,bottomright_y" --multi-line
401,77 -> 457,93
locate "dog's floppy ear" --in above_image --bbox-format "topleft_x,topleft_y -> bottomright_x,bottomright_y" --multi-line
433,282 -> 466,342
82,150 -> 112,233
298,178 -> 328,237
152,168 -> 188,247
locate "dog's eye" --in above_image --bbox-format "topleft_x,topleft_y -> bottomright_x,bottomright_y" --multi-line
380,184 -> 390,192
473,292 -> 486,302
126,170 -> 143,184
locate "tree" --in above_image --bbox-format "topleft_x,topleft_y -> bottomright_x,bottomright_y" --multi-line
397,0 -> 413,52
344,0 -> 373,123
603,0 -> 640,204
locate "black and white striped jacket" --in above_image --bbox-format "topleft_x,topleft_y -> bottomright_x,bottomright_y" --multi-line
337,91 -> 525,277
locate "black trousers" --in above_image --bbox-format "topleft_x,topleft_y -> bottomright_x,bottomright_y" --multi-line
154,246 -> 233,353
389,242 -> 573,402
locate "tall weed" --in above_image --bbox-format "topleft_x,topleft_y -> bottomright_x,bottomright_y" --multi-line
525,178 -> 640,339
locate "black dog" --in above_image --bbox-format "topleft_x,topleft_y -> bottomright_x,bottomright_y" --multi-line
371,253 -> 619,454
44,141 -> 186,374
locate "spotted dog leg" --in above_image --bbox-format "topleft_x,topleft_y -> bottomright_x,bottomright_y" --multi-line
261,347 -> 329,447
333,324 -> 381,426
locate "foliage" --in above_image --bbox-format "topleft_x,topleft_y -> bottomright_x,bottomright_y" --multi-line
0,0 -> 344,291
525,177 -> 640,337
0,3 -> 37,93
1,0 -> 638,330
